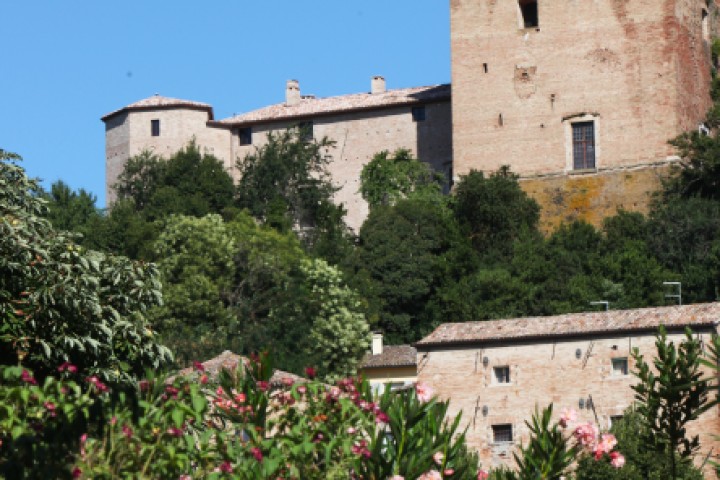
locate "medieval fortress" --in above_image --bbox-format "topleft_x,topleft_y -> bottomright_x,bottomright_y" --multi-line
104,0 -> 718,232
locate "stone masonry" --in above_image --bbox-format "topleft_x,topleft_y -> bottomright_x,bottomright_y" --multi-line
415,303 -> 720,474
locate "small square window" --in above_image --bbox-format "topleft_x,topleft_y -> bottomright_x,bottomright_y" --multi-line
609,415 -> 624,429
239,127 -> 252,146
298,121 -> 313,142
412,106 -> 426,122
151,119 -> 160,137
492,424 -> 513,443
612,358 -> 628,376
494,366 -> 511,384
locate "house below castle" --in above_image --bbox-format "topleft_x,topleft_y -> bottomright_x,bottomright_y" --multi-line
415,302 -> 720,473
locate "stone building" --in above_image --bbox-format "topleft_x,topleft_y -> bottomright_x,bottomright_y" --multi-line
359,333 -> 417,390
102,78 -> 452,232
450,0 -> 719,230
415,302 -> 720,472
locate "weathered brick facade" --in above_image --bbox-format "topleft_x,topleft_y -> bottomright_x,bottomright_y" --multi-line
450,0 -> 718,227
416,303 -> 720,473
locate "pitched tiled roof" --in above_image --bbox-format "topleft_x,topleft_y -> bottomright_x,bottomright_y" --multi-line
175,351 -> 304,386
102,95 -> 214,121
213,84 -> 450,126
416,303 -> 720,347
361,345 -> 417,369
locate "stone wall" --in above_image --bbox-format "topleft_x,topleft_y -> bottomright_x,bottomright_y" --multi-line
416,329 -> 720,473
229,101 -> 452,232
450,0 -> 715,207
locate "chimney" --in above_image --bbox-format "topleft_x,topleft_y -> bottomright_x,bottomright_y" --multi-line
286,79 -> 301,106
371,75 -> 386,94
372,332 -> 383,355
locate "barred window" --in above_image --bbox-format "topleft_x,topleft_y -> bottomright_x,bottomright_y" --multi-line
572,121 -> 595,170
492,424 -> 513,443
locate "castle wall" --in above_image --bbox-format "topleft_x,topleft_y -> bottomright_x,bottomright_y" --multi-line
230,101 -> 452,232
450,0 -> 715,183
417,329 -> 720,474
105,108 -> 232,203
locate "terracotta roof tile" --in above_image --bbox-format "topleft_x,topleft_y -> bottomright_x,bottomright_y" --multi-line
213,84 -> 450,126
416,303 -> 720,347
175,350 -> 304,386
102,95 -> 213,121
361,345 -> 417,368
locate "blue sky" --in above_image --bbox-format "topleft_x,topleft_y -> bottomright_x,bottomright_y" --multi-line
0,1 -> 450,208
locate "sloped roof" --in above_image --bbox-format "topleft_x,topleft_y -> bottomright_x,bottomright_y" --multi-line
176,350 -> 304,386
416,303 -> 720,348
361,345 -> 417,369
213,84 -> 450,126
102,94 -> 214,121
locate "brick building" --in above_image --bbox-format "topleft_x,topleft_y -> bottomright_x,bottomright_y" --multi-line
359,333 -> 417,390
415,302 -> 720,472
450,0 -> 719,229
102,78 -> 451,231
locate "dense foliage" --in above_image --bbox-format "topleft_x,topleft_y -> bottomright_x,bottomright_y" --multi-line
0,150 -> 171,384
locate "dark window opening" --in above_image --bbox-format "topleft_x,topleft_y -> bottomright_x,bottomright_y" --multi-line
572,121 -> 595,170
612,358 -> 628,376
610,415 -> 624,428
298,121 -> 313,142
492,424 -> 513,443
412,106 -> 426,122
483,63 -> 489,73
151,119 -> 160,137
239,127 -> 252,146
519,0 -> 539,28
498,113 -> 504,127
494,366 -> 511,384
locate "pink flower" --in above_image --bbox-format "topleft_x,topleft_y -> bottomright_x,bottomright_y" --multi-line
219,461 -> 233,473
72,467 -> 82,478
433,451 -> 444,465
122,424 -> 133,439
21,369 -> 37,385
167,427 -> 183,437
282,377 -> 295,387
417,470 -> 442,480
389,476 -> 405,480
559,408 -> 577,428
375,411 -> 390,424
305,366 -> 317,379
297,385 -> 307,395
256,381 -> 269,392
86,376 -> 109,393
192,361 -> 205,372
416,382 -> 434,403
478,471 -> 489,480
593,433 -> 618,458
444,469 -> 455,476
199,374 -> 208,385
610,451 -> 625,468
573,422 -> 599,447
234,392 -> 246,403
179,476 -> 192,480
251,446 -> 263,462
80,433 -> 88,444
347,427 -> 357,434
58,362 -> 78,373
139,380 -> 150,391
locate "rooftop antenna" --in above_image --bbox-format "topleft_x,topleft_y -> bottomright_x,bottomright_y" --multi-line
663,281 -> 682,305
590,301 -> 609,311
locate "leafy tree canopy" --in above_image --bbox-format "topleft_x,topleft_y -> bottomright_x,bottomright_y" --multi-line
0,150 -> 171,384
359,148 -> 445,209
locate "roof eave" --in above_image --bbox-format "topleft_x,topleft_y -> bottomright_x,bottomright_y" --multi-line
414,322 -> 719,350
101,104 -> 215,122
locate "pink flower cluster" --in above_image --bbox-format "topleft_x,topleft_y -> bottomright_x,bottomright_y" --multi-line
560,408 -> 625,469
86,375 -> 109,393
58,362 -> 78,374
416,382 -> 434,403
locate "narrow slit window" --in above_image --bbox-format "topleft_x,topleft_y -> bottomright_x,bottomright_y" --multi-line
151,119 -> 160,137
572,121 -> 595,170
492,424 -> 513,443
519,0 -> 539,28
483,63 -> 489,73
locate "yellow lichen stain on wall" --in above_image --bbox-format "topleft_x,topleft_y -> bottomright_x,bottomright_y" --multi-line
520,166 -> 669,234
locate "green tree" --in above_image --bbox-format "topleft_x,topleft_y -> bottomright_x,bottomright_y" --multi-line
41,180 -> 106,248
359,148 -> 445,209
0,150 -> 171,384
354,197 -> 460,343
575,410 -> 703,480
300,258 -> 369,381
452,167 -> 540,262
150,214 -> 236,365
235,128 -> 351,263
631,327 -> 708,480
